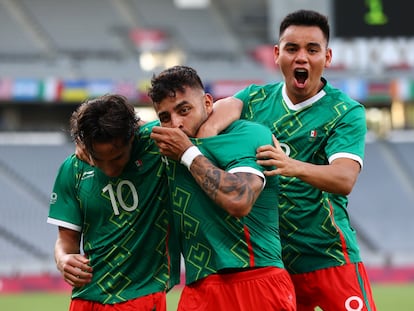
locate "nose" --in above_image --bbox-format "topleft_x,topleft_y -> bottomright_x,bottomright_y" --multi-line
295,48 -> 308,62
170,115 -> 183,129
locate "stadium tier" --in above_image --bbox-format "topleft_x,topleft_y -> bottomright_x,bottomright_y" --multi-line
0,0 -> 413,277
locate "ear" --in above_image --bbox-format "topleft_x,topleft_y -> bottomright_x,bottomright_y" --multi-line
325,47 -> 333,68
273,44 -> 280,65
204,93 -> 214,114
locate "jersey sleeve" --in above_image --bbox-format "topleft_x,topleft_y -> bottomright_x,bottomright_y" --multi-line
233,84 -> 255,117
47,155 -> 83,231
207,120 -> 274,175
326,103 -> 367,167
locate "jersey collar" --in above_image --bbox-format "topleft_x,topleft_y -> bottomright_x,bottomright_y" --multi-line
282,81 -> 326,111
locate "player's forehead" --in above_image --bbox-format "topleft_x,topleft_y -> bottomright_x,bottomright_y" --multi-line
90,139 -> 128,161
156,87 -> 202,111
280,25 -> 326,46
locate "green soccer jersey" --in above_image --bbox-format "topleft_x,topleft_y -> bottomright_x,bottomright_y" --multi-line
234,80 -> 367,274
47,121 -> 179,304
166,120 -> 284,285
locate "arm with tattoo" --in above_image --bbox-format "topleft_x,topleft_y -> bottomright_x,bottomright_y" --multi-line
150,126 -> 264,217
189,155 -> 264,218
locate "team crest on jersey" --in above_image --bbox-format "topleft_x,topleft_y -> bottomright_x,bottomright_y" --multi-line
135,159 -> 143,167
309,130 -> 318,141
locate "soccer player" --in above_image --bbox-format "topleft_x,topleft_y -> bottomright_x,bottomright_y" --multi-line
209,10 -> 377,311
47,94 -> 179,311
148,65 -> 296,311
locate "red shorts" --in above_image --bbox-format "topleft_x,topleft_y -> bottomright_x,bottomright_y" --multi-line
178,266 -> 296,311
291,262 -> 377,311
69,292 -> 166,311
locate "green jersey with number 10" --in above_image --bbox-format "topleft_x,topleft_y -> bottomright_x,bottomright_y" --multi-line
47,121 -> 179,304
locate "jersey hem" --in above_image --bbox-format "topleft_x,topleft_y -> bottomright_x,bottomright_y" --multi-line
287,259 -> 363,275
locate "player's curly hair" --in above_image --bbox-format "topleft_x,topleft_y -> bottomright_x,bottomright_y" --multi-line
147,65 -> 205,104
70,94 -> 140,153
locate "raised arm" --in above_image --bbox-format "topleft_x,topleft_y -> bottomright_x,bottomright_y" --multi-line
150,126 -> 263,217
196,97 -> 243,137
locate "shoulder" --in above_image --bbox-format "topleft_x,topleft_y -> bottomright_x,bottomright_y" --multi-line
137,119 -> 160,146
60,154 -> 85,171
223,120 -> 273,144
55,154 -> 92,184
227,119 -> 271,133
134,120 -> 162,156
138,120 -> 160,137
235,82 -> 283,99
324,82 -> 365,110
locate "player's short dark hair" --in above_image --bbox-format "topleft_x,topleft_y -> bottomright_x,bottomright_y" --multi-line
279,9 -> 330,43
70,94 -> 140,153
148,65 -> 205,104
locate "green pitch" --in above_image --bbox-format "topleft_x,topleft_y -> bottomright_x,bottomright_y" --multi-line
0,284 -> 413,310
0,290 -> 181,311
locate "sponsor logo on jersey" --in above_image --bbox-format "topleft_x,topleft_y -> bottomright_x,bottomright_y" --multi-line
81,170 -> 95,180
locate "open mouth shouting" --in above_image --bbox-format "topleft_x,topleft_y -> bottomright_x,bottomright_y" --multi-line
294,68 -> 308,88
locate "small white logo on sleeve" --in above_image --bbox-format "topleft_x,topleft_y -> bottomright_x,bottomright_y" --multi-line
50,192 -> 58,204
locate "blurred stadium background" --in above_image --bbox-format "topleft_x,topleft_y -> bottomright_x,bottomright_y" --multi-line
0,0 -> 413,295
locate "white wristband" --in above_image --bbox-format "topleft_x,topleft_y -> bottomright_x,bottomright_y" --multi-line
180,146 -> 202,169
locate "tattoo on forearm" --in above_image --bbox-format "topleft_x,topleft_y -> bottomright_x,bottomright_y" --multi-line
190,156 -> 260,211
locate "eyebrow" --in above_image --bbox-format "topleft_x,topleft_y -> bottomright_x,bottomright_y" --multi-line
284,42 -> 322,48
174,100 -> 190,111
307,42 -> 322,48
157,100 -> 190,119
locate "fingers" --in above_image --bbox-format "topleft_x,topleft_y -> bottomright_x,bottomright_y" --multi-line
65,269 -> 92,287
263,169 -> 279,177
59,255 -> 93,287
150,127 -> 175,146
151,127 -> 194,162
256,157 -> 277,167
271,134 -> 280,149
65,268 -> 93,287
150,125 -> 162,134
257,135 -> 280,151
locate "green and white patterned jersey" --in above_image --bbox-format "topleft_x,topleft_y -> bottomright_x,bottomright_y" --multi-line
47,121 -> 179,304
234,80 -> 366,274
166,120 -> 284,285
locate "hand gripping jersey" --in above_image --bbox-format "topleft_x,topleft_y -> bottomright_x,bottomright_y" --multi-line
234,80 -> 367,274
47,121 -> 179,304
165,120 -> 284,285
